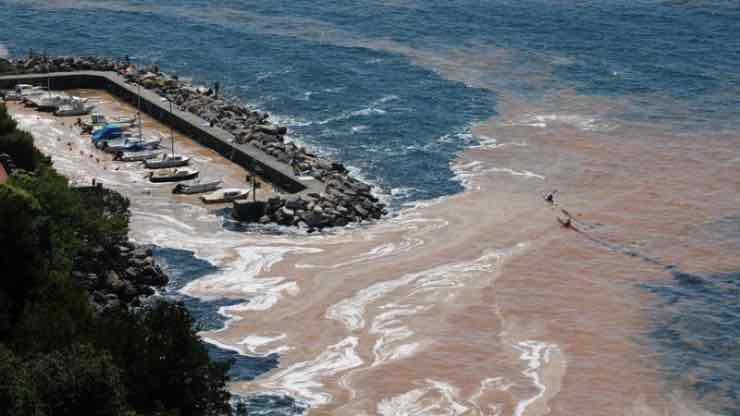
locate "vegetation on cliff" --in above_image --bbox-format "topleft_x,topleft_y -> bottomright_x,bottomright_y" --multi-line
0,102 -> 233,416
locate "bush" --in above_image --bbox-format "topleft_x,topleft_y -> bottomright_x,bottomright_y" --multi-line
95,302 -> 232,416
0,184 -> 45,341
0,344 -> 128,416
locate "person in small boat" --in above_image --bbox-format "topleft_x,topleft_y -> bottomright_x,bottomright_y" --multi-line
558,216 -> 571,228
544,190 -> 557,204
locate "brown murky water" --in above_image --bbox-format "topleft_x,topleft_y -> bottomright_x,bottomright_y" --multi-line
8,88 -> 739,415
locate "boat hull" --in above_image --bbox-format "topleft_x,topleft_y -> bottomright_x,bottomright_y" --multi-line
149,171 -> 199,183
172,180 -> 222,194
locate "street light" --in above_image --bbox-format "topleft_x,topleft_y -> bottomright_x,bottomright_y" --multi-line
251,164 -> 263,202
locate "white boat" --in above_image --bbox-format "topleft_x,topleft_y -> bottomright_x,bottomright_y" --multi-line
149,168 -> 199,183
29,92 -> 70,111
54,97 -> 94,116
85,113 -> 137,131
15,84 -> 45,98
146,100 -> 191,169
200,188 -> 250,203
143,154 -> 190,169
172,179 -> 222,194
112,150 -> 162,162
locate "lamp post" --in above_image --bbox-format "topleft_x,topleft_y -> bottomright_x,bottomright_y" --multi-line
251,165 -> 262,202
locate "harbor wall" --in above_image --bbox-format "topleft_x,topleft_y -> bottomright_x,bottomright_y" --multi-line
0,72 -> 313,194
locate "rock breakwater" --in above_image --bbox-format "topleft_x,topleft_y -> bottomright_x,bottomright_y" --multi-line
3,55 -> 387,229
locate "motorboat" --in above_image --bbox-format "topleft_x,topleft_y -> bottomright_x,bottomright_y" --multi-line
149,168 -> 199,183
54,97 -> 94,116
29,92 -> 70,111
200,188 -> 250,203
83,113 -> 137,132
92,124 -> 125,142
143,154 -> 190,169
100,135 -> 161,152
112,150 -> 162,162
172,179 -> 222,194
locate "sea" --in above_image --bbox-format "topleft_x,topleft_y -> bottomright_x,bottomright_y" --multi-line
2,1 -> 740,415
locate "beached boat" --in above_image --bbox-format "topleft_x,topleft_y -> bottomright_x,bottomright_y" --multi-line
149,168 -> 199,183
172,179 -> 222,194
15,84 -> 46,103
30,92 -> 71,111
83,113 -> 137,132
112,150 -> 162,162
143,154 -> 190,169
92,124 -> 125,142
101,135 -> 161,152
146,100 -> 190,169
54,97 -> 94,116
200,188 -> 250,203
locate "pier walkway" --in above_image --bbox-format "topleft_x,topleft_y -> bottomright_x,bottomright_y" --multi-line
0,71 -> 324,196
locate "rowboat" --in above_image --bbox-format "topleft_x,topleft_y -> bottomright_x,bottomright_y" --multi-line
200,188 -> 250,203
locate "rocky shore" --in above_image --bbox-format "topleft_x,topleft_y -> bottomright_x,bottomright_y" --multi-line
3,55 -> 387,230
71,242 -> 169,314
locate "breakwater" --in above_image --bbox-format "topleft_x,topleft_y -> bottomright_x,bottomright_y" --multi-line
0,56 -> 386,230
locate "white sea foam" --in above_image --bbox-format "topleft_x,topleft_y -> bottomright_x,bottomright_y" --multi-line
513,341 -> 559,416
260,337 -> 363,406
238,334 -> 290,356
370,304 -> 429,366
377,379 -> 468,416
327,249 -> 511,332
507,113 -> 609,131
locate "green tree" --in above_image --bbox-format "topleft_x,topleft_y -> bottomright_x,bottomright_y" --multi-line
0,184 -> 45,341
95,302 -> 232,416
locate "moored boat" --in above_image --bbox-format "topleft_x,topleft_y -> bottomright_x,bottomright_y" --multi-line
172,179 -> 222,194
112,150 -> 162,162
149,168 -> 199,183
143,154 -> 190,169
54,97 -> 94,116
101,135 -> 161,152
200,188 -> 250,203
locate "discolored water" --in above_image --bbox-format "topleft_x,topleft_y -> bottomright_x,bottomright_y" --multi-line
3,1 -> 740,414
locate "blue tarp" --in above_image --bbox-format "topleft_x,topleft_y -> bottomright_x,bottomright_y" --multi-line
92,124 -> 123,142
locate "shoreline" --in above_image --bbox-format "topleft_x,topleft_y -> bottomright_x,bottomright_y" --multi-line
5,56 -> 739,415
0,55 -> 387,230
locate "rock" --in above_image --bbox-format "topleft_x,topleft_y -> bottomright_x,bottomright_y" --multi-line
259,215 -> 271,224
119,281 -> 138,301
105,271 -> 124,292
353,204 -> 369,218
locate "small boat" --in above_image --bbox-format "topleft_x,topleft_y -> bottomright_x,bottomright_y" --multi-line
143,154 -> 190,169
172,179 -> 222,194
92,124 -> 126,142
200,188 -> 250,203
113,150 -> 162,162
83,113 -> 137,131
101,135 -> 161,152
30,93 -> 71,111
54,97 -> 94,116
149,168 -> 199,183
16,84 -> 46,104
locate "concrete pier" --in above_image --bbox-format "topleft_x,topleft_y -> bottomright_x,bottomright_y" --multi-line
0,71 -> 323,195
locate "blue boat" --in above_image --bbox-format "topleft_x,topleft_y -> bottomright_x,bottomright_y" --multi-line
92,124 -> 124,143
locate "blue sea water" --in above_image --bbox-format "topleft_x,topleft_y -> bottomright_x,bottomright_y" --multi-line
2,0 -> 740,413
